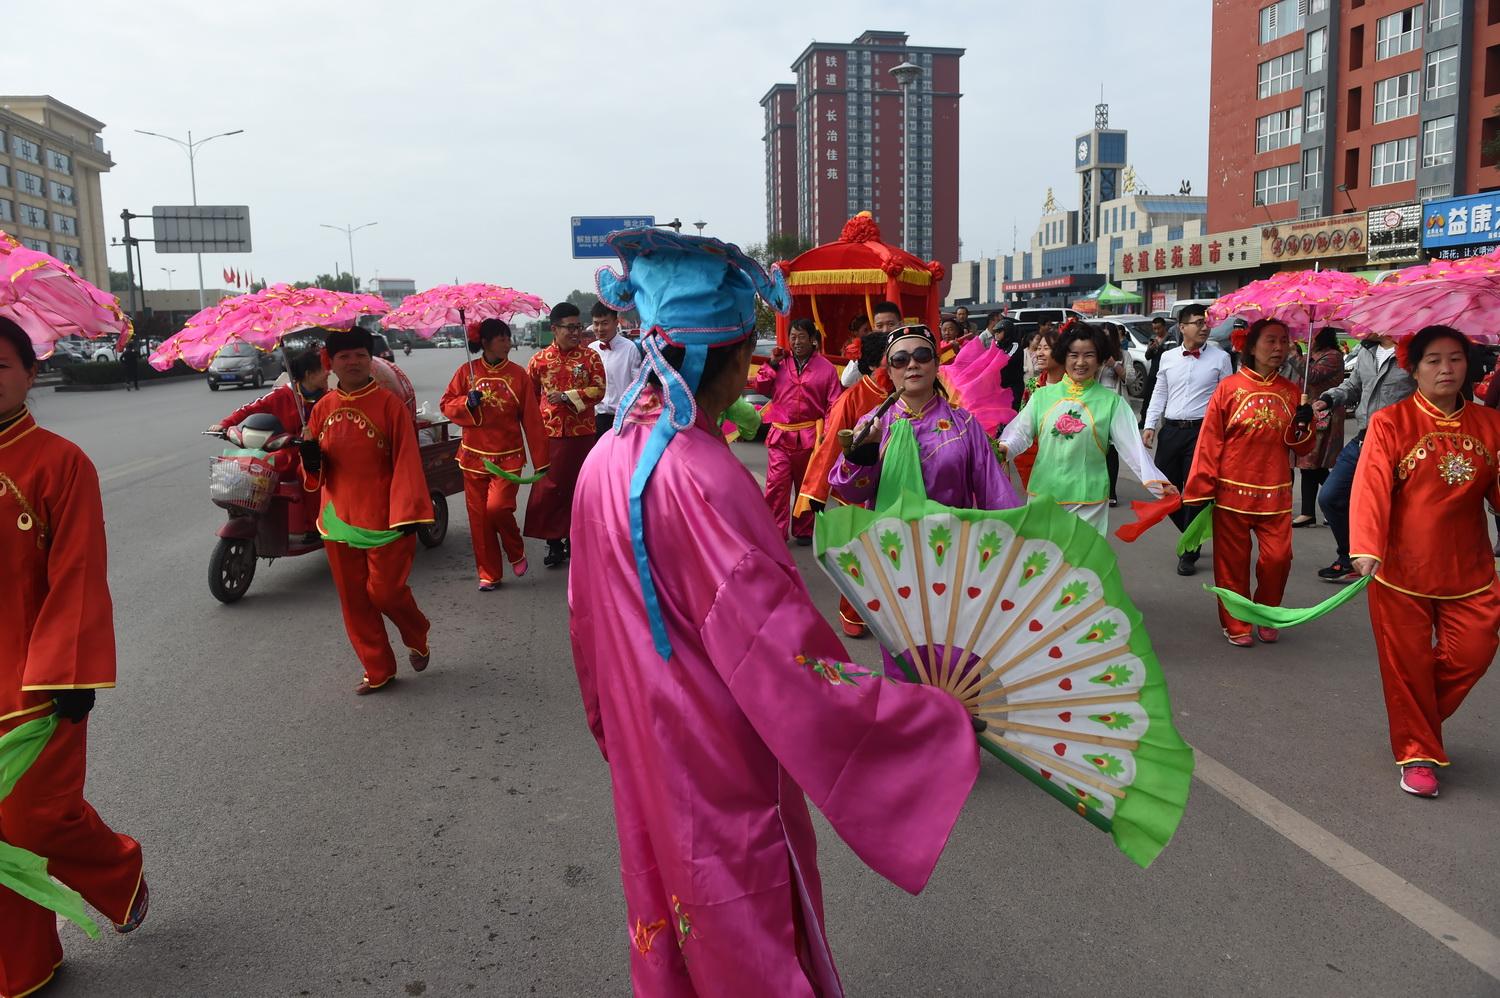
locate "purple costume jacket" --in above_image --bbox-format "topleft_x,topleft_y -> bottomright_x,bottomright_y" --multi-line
828,394 -> 1022,511
569,389 -> 979,997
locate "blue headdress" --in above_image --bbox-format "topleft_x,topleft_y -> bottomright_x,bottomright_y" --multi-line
595,228 -> 791,660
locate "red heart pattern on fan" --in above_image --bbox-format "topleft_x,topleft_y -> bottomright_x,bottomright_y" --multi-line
1048,647 -> 1063,659
1058,712 -> 1072,723
1000,599 -> 1015,611
1058,678 -> 1073,691
967,587 -> 982,599
1040,769 -> 1053,780
1028,619 -> 1042,632
932,582 -> 946,596
1053,743 -> 1067,756
897,586 -> 912,599
866,599 -> 881,612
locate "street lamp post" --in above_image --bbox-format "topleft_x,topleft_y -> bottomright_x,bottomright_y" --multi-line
320,222 -> 378,293
134,127 -> 245,311
889,60 -> 922,255
693,219 -> 707,238
160,267 -> 176,290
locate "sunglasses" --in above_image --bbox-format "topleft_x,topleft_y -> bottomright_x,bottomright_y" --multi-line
888,346 -> 935,370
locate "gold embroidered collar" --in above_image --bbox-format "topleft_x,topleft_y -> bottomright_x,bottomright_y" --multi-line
1414,391 -> 1464,427
337,379 -> 381,401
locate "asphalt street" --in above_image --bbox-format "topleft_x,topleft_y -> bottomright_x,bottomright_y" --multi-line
25,347 -> 1500,998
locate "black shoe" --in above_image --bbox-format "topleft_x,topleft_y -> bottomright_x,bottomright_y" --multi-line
795,535 -> 812,547
562,538 -> 571,562
544,540 -> 565,568
1176,555 -> 1198,576
1317,562 -> 1358,583
1109,496 -> 1119,507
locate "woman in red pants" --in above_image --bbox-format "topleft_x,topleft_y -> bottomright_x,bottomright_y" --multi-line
441,319 -> 549,590
1183,318 -> 1315,646
1350,324 -> 1500,799
0,318 -> 147,998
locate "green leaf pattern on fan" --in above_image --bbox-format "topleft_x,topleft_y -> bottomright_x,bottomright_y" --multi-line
927,524 -> 952,566
975,530 -> 1004,570
835,551 -> 865,587
880,529 -> 903,570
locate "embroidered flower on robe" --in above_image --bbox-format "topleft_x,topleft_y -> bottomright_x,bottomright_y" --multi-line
1051,410 -> 1086,437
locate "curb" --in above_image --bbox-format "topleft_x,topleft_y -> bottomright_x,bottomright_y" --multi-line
52,372 -> 202,393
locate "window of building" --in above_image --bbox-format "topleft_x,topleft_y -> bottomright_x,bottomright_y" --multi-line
55,245 -> 81,267
1300,204 -> 1323,219
1422,115 -> 1456,166
1428,0 -> 1461,31
10,135 -> 39,163
1350,24 -> 1366,70
1255,163 -> 1299,204
1308,29 -> 1328,74
17,204 -> 46,228
1303,146 -> 1324,188
20,238 -> 47,253
1374,72 -> 1420,123
16,171 -> 44,197
1257,106 -> 1305,152
53,212 -> 77,236
49,181 -> 74,205
1305,87 -> 1326,131
0,165 -> 7,188
1418,183 -> 1453,200
0,199 -> 11,223
1311,0 -> 1327,10
1371,137 -> 1416,185
1426,46 -> 1459,99
1259,0 -> 1307,44
45,150 -> 71,175
1376,6 -> 1423,60
1258,50 -> 1306,98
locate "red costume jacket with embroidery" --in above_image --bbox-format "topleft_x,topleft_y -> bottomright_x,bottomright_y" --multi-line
1351,393 -> 1500,599
752,352 -> 843,428
440,358 -> 550,475
301,381 -> 432,531
221,383 -> 316,436
527,344 -> 605,438
1182,367 -> 1314,515
1,411 -> 116,734
796,369 -> 892,515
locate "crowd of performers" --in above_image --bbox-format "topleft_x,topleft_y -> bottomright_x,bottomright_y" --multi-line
3,226 -> 1498,994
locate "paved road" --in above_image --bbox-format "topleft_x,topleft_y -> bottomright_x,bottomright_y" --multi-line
26,349 -> 1500,997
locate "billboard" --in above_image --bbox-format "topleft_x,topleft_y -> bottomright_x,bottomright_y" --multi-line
152,205 -> 252,253
1114,228 -> 1260,279
572,215 -> 655,259
1259,216 -> 1366,263
1366,203 -> 1423,264
1420,193 -> 1500,258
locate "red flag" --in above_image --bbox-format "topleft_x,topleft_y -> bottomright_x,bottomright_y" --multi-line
234,268 -> 242,288
1114,493 -> 1184,543
222,267 -> 232,284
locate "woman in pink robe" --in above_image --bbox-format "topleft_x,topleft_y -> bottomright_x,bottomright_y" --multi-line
571,229 -> 979,997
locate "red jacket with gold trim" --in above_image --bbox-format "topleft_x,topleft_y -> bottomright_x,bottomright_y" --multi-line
1182,367 -> 1315,515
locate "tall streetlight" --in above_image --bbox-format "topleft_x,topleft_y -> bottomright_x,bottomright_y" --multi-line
160,267 -> 176,290
693,219 -> 707,237
889,60 -> 921,254
134,127 -> 245,311
320,222 -> 378,293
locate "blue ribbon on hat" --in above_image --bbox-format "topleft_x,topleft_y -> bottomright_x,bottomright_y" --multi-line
596,228 -> 790,660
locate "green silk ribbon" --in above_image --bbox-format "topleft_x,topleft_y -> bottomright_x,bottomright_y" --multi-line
1207,574 -> 1372,628
1177,503 -> 1215,556
320,503 -> 403,549
481,459 -> 547,485
720,398 -> 763,441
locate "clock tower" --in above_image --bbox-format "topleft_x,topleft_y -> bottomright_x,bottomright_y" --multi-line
1075,102 -> 1128,243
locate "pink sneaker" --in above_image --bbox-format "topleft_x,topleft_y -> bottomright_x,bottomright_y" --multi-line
1399,764 -> 1440,798
1255,626 -> 1280,644
513,557 -> 529,578
1224,629 -> 1253,648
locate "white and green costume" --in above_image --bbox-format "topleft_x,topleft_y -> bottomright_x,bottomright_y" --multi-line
999,375 -> 1169,534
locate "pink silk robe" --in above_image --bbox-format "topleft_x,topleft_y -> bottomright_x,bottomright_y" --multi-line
569,393 -> 979,997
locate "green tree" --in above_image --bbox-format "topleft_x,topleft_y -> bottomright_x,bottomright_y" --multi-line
292,272 -> 356,293
109,269 -> 132,293
743,232 -> 812,269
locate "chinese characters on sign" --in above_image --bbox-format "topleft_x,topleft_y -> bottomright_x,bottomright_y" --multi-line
1366,203 -> 1423,264
1113,228 -> 1262,279
1422,193 -> 1500,259
1259,216 -> 1367,261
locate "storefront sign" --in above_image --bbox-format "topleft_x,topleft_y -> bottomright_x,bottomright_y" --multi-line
1366,204 -> 1422,264
1421,193 -> 1500,258
1113,227 -> 1260,279
1002,275 -> 1075,292
1260,216 -> 1367,262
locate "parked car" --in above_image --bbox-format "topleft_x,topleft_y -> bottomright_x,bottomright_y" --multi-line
1010,307 -> 1086,327
432,334 -> 463,349
370,332 -> 395,362
1088,318 -> 1178,398
207,341 -> 284,391
52,336 -> 117,363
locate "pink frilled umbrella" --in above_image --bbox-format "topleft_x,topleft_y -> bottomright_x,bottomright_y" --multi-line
381,283 -> 549,338
1326,272 -> 1500,344
0,229 -> 132,357
1207,269 -> 1369,333
147,283 -> 388,371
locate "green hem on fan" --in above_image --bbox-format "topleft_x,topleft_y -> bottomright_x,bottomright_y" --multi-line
1208,574 -> 1372,628
320,503 -> 403,549
1177,503 -> 1214,556
482,458 -> 547,485
0,716 -> 99,937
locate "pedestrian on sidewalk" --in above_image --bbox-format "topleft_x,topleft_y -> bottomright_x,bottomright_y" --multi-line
121,337 -> 141,390
1312,334 -> 1414,582
523,302 -> 605,568
440,319 -> 548,590
570,230 -> 978,995
0,317 -> 150,998
300,326 -> 433,694
1291,327 -> 1346,528
1142,303 -> 1232,575
752,317 -> 842,546
1349,325 -> 1500,799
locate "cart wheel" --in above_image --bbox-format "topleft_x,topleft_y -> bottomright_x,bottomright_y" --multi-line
209,537 -> 257,603
417,492 -> 448,548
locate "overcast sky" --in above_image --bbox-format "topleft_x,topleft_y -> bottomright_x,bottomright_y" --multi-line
10,0 -> 1209,303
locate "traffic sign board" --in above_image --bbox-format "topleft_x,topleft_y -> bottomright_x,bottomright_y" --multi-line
152,206 -> 252,253
571,215 -> 654,259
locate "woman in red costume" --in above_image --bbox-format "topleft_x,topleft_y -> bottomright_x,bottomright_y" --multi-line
1350,324 -> 1500,799
1183,319 -> 1315,647
440,319 -> 549,590
0,318 -> 147,998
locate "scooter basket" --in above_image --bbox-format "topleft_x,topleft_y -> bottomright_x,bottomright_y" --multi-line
209,455 -> 276,513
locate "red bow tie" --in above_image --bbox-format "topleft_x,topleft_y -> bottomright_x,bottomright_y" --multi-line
1184,349 -> 1201,358
598,340 -> 612,350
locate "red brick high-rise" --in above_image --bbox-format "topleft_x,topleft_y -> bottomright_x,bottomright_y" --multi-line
1209,0 -> 1500,231
760,30 -> 963,281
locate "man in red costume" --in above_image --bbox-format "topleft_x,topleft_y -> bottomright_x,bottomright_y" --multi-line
440,319 -> 549,590
300,326 -> 434,695
753,317 -> 843,545
0,318 -> 147,998
524,302 -> 606,568
1182,319 -> 1314,647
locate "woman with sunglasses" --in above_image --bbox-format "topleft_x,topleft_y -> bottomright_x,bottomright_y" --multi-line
997,321 -> 1175,534
828,326 -> 1019,511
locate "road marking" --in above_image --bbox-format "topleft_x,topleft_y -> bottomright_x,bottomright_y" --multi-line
1195,750 -> 1500,982
98,453 -> 190,488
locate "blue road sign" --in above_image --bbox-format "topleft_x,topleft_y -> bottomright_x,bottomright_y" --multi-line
571,215 -> 655,258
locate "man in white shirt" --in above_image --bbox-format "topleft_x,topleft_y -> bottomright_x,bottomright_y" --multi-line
1142,303 -> 1233,575
589,301 -> 644,435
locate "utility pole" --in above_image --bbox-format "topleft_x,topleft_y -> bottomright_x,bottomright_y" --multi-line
134,127 -> 245,310
320,222 -> 378,294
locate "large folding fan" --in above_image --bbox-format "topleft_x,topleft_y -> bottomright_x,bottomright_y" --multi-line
814,420 -> 1194,868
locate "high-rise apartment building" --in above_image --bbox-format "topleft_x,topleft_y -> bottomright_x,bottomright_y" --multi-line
760,30 -> 962,274
0,96 -> 114,290
1209,0 -> 1500,230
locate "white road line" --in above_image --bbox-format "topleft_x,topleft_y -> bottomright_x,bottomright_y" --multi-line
1195,750 -> 1500,982
98,452 -> 189,488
